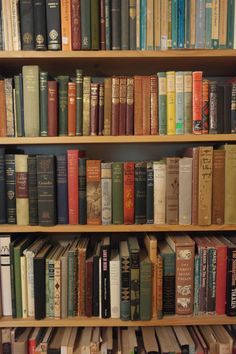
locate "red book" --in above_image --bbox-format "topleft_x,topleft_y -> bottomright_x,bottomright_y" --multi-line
71,0 -> 81,50
119,77 -> 127,135
85,256 -> 93,316
48,80 -> 58,136
134,76 -> 142,135
90,83 -> 99,135
192,71 -> 203,134
123,162 -> 134,224
100,0 -> 106,50
67,150 -> 79,224
126,77 -> 134,135
142,76 -> 151,135
68,82 -> 76,136
111,77 -> 120,135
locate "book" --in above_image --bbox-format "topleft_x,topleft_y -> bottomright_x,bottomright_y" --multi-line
20,0 -> 35,50
112,162 -> 124,224
223,144 -> 236,224
86,160 -> 101,225
71,1 -> 81,50
0,235 -> 12,316
128,237 -> 140,320
123,162 -> 135,224
179,157 -> 192,225
15,154 -> 29,226
153,160 -> 166,224
140,249 -> 152,320
79,157 -> 87,225
101,162 -> 112,225
57,75 -> 69,136
33,0 -> 47,50
5,154 -> 16,224
166,71 -> 176,135
67,150 -> 79,225
47,80 -> 58,136
39,71 -> 48,136
101,236 -> 111,318
28,155 -> 38,225
46,0 -> 61,50
110,249 -> 120,319
166,157 -> 179,224
134,161 -> 147,224
212,150 -> 225,224
192,71 -> 203,134
81,0 -> 91,49
56,154 -> 68,224
120,240 -> 130,321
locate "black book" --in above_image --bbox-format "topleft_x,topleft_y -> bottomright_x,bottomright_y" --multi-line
111,0 -> 121,50
56,154 -> 68,224
216,85 -> 224,134
231,82 -> 236,133
33,0 -> 47,50
146,162 -> 154,224
79,157 -> 87,225
101,236 -> 111,318
20,0 -> 35,50
223,83 -> 232,134
0,148 -> 6,223
5,154 -> 16,224
92,241 -> 101,316
46,0 -> 61,50
37,155 -> 56,226
28,155 -> 38,225
33,243 -> 52,320
134,161 -> 147,224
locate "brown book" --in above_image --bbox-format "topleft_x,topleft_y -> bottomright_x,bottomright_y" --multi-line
12,328 -> 32,354
166,157 -> 179,224
223,144 -> 236,224
212,150 -> 225,224
126,77 -> 134,135
90,83 -> 99,136
48,80 -> 58,137
166,234 -> 195,315
86,160 -> 101,224
100,0 -> 106,49
119,77 -> 127,135
68,82 -> 76,136
150,75 -> 158,135
111,77 -> 120,136
98,83 -> 104,135
0,79 -> 6,137
198,146 -> 213,226
61,0 -> 72,51
142,76 -> 151,135
71,0 -> 81,50
48,328 -> 64,352
134,75 -> 143,135
103,78 -> 112,135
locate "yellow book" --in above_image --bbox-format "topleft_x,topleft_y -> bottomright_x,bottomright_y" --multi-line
167,71 -> 176,135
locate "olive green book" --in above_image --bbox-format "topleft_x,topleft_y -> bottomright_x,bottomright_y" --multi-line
91,0 -> 99,49
128,237 -> 140,320
112,162 -> 124,224
39,71 -> 48,137
140,249 -> 152,321
57,75 -> 69,136
76,69 -> 83,136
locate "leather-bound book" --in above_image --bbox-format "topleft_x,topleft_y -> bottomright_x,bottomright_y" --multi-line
47,80 -> 58,136
15,154 -> 29,226
67,150 -> 79,224
5,154 -> 16,224
68,81 -> 76,136
0,149 -> 6,224
129,0 -> 136,49
202,79 -> 209,134
71,0 -> 81,50
98,83 -> 104,135
81,0 -> 91,49
179,157 -> 192,225
101,237 -> 111,318
20,0 -> 35,50
146,162 -> 154,224
14,74 -> 24,137
150,75 -> 158,135
100,0 -> 106,49
33,0 -> 47,50
111,0 -> 121,49
90,83 -> 99,135
56,154 -> 68,224
37,155 -> 56,226
134,161 -> 147,224
28,155 -> 38,225
5,78 -> 14,137
60,0 -> 71,51
40,71 -> 48,137
212,149 -> 225,225
105,0 -> 111,50
86,160 -> 101,224
124,161 -> 134,224
121,0 -> 129,49
79,157 -> 87,225
92,241 -> 101,316
126,77 -> 134,135
209,81 -> 218,134
231,83 -> 236,133
46,0 -> 61,50
119,77 -> 127,135
57,75 -> 69,136
111,77 -> 120,136
0,79 -> 7,137
112,162 -> 124,224
142,76 -> 151,135
75,69 -> 83,135
91,0 -> 99,49
166,157 -> 179,225
103,77 -> 112,135
134,76 -> 142,135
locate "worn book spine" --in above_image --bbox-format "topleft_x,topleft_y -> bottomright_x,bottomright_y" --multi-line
40,71 -> 48,136
20,256 -> 27,318
101,162 -> 112,225
119,77 -> 127,135
205,0 -> 212,48
5,154 -> 16,224
175,71 -> 184,134
60,0 -> 71,51
34,257 -> 47,320
85,258 -> 93,316
156,255 -> 163,319
111,0 -> 121,49
112,162 -> 124,224
134,76 -> 143,135
134,162 -> 147,224
90,83 -> 99,135
37,155 -> 56,226
146,162 -> 154,224
11,0 -> 21,51
211,0 -> 219,48
47,80 -> 58,136
28,155 -> 38,225
231,83 -> 236,133
177,0 -> 185,48
195,0 -> 205,48
129,0 -> 136,49
216,244 -> 227,314
171,0 -> 177,48
150,76 -> 158,135
103,78 -> 112,135
20,0 -> 35,50
198,147 -> 213,226
93,253 -> 100,316
192,71 -> 203,134
166,157 -> 179,224
15,155 -> 29,225
71,0 -> 81,50
111,77 -> 120,136
158,72 -> 167,135
82,76 -> 91,136
61,251 -> 68,318
185,0 -> 191,48
46,0 -> 61,50
125,77 -> 134,135
105,0 -> 111,49
194,254 -> 200,315
202,79 -> 209,134
100,0 -> 106,49
142,76 -> 151,135
129,251 -> 140,320
140,0 -> 147,50
162,252 -> 175,315
154,0 -> 161,49
179,158 -> 192,225
209,81 -> 218,133
121,0 -> 129,49
79,157 -> 87,225
120,254 -> 130,320
78,248 -> 86,316
91,0 -> 99,49
48,258 -> 55,318
75,69 -> 83,135
167,71 -> 176,135
23,65 -> 40,137
67,150 -> 78,224
160,0 -> 168,49
0,1 -> 4,50
33,0 -> 47,50
110,255 -> 120,318
124,162 -> 134,224
68,81 -> 76,136
227,0 -> 234,48
224,145 -> 236,224
226,248 -> 236,315
98,83 -> 105,135
86,160 -> 101,224
101,243 -> 110,318
14,76 -> 24,137
183,71 -> 192,134
54,258 -> 61,319
212,150 -> 225,224
153,161 -> 166,224
0,80 -> 6,137
57,75 -> 69,136
219,0 -> 227,48
81,0 -> 91,49
217,85 -> 224,134
222,84 -> 231,134
67,249 -> 76,316
147,0 -> 154,50
136,0 -> 140,49
206,246 -> 216,314
56,154 -> 68,224
4,78 -> 14,137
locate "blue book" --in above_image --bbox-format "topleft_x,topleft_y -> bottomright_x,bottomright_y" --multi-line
140,0 -> 147,50
172,0 -> 178,48
194,254 -> 200,315
177,0 -> 185,48
195,0 -> 205,48
56,154 -> 68,224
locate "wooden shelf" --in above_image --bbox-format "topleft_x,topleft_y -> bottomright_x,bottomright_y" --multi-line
1,315 -> 236,327
0,134 -> 236,145
0,224 -> 235,233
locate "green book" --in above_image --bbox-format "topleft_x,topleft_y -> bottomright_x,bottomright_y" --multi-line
57,75 -> 69,136
39,71 -> 48,137
171,0 -> 178,48
67,240 -> 78,317
128,237 -> 140,320
140,250 -> 152,320
205,0 -> 212,49
176,71 -> 184,134
81,0 -> 91,49
185,0 -> 191,48
76,69 -> 83,136
105,0 -> 111,49
227,0 -> 235,48
112,162 -> 124,224
91,0 -> 99,49
157,72 -> 167,135
14,75 -> 24,137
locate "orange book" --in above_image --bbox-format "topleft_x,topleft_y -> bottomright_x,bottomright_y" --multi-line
68,82 -> 76,136
123,162 -> 134,224
86,160 -> 101,225
192,71 -> 203,134
134,76 -> 143,135
0,79 -> 6,137
142,76 -> 151,135
61,0 -> 72,51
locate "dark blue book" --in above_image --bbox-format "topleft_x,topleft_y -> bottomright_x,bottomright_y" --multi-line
0,148 -> 6,223
5,154 -> 16,224
79,157 -> 87,225
146,162 -> 154,224
56,154 -> 68,224
177,0 -> 185,48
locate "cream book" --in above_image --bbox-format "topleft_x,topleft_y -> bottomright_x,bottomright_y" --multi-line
0,235 -> 12,316
110,249 -> 120,319
15,154 -> 29,225
153,161 -> 166,224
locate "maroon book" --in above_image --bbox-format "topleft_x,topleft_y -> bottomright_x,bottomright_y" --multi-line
71,0 -> 81,50
119,77 -> 127,135
111,77 -> 120,135
48,80 -> 58,136
126,77 -> 134,135
98,83 -> 104,135
100,0 -> 106,50
85,256 -> 93,317
90,83 -> 99,135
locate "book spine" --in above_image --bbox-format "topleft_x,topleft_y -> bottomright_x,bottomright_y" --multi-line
5,154 -> 16,224
75,69 -> 83,136
47,80 -> 58,136
150,76 -> 158,135
86,160 -> 101,224
68,81 -> 76,136
37,155 -> 56,226
198,246 -> 207,314
216,246 -> 227,314
11,0 -> 21,51
219,0 -> 227,48
111,0 -> 121,50
124,162 -> 134,224
67,251 -> 75,316
140,0 -> 147,50
0,236 -> 12,316
231,83 -> 236,133
142,76 -> 151,135
202,79 -> 209,134
46,0 -> 61,50
33,0 -> 47,50
119,77 -> 127,135
195,0 -> 205,48
175,72 -> 184,134
162,254 -> 175,315
121,0 -> 129,49
171,0 -> 177,48
101,244 -> 110,318
154,0 -> 161,49
147,0 -> 154,50
112,162 -> 124,224
58,75 -> 69,136
183,71 -> 192,134
91,0 -> 99,49
205,0 -> 212,48
194,254 -> 200,315
14,76 -> 24,137
212,150 -> 225,225
136,0 -> 140,49
79,158 -> 87,225
28,156 -> 38,225
185,0 -> 191,48
130,251 -> 140,320
82,76 -> 91,136
206,247 -> 216,314
110,258 -> 120,318
20,0 -> 35,50
90,83 -> 99,135
15,155 -> 29,225
85,260 -> 93,316
54,259 -> 61,318
78,249 -> 86,316
134,76 -> 143,135
129,0 -> 136,50
166,157 -> 179,224
226,249 -> 236,316
105,0 -> 111,49
211,0 -> 219,48
179,158 -> 192,225
98,83 -> 104,135
20,256 -> 27,318
0,1 -> 3,50
56,154 -> 68,224
209,81 -> 218,133
153,162 -> 166,224
100,0 -> 106,50
192,71 -> 203,134
60,0 -> 71,51
146,162 -> 154,224
0,80 -> 6,137
92,255 -> 100,316
61,255 -> 68,318
81,0 -> 91,49
167,0 -> 171,48
10,242 -> 17,318
5,79 -> 14,137
158,72 -> 167,135
34,257 -> 47,320
40,71 -> 48,137
120,255 -> 130,320
101,162 -> 112,225
48,259 -> 55,318
156,254 -> 163,318
177,0 -> 185,48
103,78 -> 112,135
71,0 -> 81,50
111,77 -> 120,136
166,71 -> 176,135
227,0 -> 234,48
134,162 -> 147,224
67,150 -> 79,224
160,0 -> 168,49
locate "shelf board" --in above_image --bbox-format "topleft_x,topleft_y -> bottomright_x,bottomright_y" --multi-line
0,224 -> 235,233
0,134 -> 236,145
0,315 -> 236,327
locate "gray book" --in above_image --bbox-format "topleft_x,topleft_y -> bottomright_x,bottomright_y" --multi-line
179,157 -> 192,225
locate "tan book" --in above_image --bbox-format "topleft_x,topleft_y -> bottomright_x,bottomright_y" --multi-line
12,328 -> 32,354
90,327 -> 100,354
67,327 -> 78,354
20,254 -> 28,318
2,0 -> 13,51
153,161 -> 166,224
11,0 -> 21,51
142,327 -> 160,353
179,157 -> 192,225
48,328 -> 65,352
60,0 -> 72,51
60,243 -> 71,319
160,0 -> 168,50
74,327 -> 93,354
15,154 -> 29,226
155,327 -> 172,353
212,150 -> 225,224
82,76 -> 91,136
5,78 -> 14,137
154,0 -> 161,49
101,327 -> 113,354
173,326 -> 195,352
166,157 -> 179,224
222,144 -> 236,224
54,246 -> 65,319
103,78 -> 112,135
165,327 -> 182,353
199,326 -> 218,354
211,325 -> 233,354
211,0 -> 219,48
60,327 -> 73,354
146,0 -> 154,50
219,0 -> 227,47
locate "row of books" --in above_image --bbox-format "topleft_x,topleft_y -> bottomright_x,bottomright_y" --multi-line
2,232 -> 236,321
2,325 -> 235,354
0,144 -> 235,227
1,1 -> 236,52
1,67 -> 236,139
